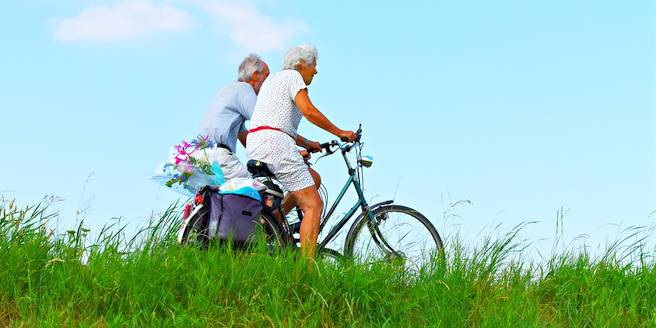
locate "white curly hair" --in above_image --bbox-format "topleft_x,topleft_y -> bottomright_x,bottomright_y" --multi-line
237,54 -> 266,82
282,44 -> 318,70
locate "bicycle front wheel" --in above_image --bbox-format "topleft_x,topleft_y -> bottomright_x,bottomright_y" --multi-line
343,205 -> 444,271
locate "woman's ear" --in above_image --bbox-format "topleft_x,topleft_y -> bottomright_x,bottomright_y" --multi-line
296,59 -> 306,71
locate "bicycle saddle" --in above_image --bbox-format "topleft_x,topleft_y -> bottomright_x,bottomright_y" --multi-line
247,160 -> 275,178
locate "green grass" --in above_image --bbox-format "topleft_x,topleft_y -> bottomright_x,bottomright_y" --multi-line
1,200 -> 655,327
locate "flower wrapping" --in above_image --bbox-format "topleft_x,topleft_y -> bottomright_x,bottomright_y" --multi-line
151,135 -> 224,196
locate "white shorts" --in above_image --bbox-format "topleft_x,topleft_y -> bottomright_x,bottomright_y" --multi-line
246,130 -> 315,192
193,147 -> 250,181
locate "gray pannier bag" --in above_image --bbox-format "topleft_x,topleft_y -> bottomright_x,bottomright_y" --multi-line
207,193 -> 263,242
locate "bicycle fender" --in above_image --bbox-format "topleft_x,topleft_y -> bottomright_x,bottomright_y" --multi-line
367,200 -> 394,210
354,200 -> 394,228
177,204 -> 204,244
343,200 -> 394,254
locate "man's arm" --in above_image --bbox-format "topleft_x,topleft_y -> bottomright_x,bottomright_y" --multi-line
238,85 -> 257,120
237,85 -> 256,149
238,130 -> 248,148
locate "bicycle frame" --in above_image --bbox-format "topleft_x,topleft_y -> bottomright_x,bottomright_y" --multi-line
264,130 -> 399,256
317,178 -> 364,250
309,140 -> 381,252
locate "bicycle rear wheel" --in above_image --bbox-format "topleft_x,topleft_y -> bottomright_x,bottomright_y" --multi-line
248,210 -> 286,252
343,205 -> 444,272
179,204 -> 210,248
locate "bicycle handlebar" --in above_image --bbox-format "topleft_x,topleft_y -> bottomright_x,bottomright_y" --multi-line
319,124 -> 363,155
320,141 -> 335,154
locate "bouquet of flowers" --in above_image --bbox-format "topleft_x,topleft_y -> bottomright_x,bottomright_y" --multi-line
151,135 -> 225,196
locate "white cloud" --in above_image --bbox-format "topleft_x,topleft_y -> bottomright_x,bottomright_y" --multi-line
201,1 -> 308,52
54,0 -> 194,42
53,0 -> 308,51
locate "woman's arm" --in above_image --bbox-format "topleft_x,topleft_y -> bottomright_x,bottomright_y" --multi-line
294,89 -> 355,141
295,133 -> 322,152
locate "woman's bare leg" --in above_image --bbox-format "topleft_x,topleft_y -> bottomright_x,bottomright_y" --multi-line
289,185 -> 323,258
283,166 -> 321,215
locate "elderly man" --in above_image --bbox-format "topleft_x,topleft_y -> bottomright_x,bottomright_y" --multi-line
198,54 -> 269,180
246,44 -> 356,258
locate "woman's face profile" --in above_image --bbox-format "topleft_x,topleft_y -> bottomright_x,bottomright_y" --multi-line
297,59 -> 318,85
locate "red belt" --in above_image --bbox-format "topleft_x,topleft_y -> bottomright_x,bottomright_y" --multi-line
248,126 -> 294,139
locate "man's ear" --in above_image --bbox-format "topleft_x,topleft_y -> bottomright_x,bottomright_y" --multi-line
250,71 -> 259,84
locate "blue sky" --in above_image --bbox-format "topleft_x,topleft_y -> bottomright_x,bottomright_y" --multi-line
1,0 -> 654,256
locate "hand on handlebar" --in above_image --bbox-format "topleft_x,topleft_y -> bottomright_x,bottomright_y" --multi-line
304,140 -> 322,153
338,130 -> 358,142
316,125 -> 362,160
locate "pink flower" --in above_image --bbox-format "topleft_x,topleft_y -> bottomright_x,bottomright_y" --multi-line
177,161 -> 193,174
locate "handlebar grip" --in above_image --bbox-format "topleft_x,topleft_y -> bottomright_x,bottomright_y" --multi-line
340,137 -> 350,142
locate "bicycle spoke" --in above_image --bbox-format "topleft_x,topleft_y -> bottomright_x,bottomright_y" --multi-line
346,205 -> 443,273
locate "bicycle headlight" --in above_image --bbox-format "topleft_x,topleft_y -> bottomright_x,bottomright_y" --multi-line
359,155 -> 373,168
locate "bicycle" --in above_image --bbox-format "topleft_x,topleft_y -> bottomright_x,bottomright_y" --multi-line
180,125 -> 444,271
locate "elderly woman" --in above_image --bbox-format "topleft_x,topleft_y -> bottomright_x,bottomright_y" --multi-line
246,44 -> 356,258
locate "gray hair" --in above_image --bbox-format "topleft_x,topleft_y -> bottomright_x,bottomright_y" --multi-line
282,44 -> 318,70
237,54 -> 266,82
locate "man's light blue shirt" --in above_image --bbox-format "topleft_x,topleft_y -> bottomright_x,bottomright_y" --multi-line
199,82 -> 256,153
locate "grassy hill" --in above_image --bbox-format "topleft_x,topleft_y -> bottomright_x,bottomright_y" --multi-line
1,201 -> 655,327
